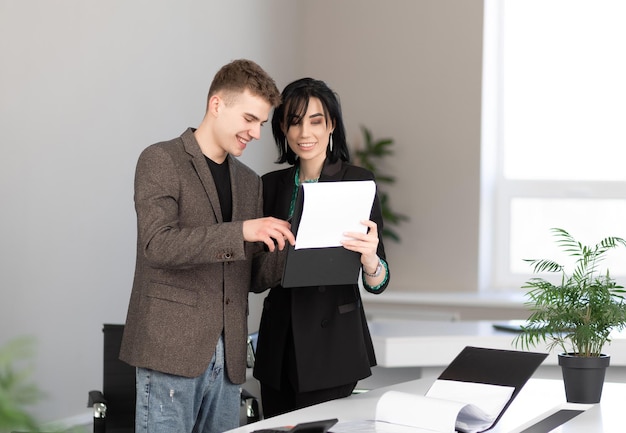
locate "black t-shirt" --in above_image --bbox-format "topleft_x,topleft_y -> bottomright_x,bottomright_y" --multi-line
205,156 -> 232,222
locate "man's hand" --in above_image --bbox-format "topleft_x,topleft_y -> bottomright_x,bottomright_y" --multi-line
243,217 -> 296,252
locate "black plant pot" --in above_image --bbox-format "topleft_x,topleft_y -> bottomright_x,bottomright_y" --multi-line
558,353 -> 610,403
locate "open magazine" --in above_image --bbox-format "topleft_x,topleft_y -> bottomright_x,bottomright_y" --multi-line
332,381 -> 513,433
380,381 -> 513,432
333,346 -> 547,433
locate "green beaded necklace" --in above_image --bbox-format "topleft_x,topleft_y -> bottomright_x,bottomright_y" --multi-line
288,165 -> 319,219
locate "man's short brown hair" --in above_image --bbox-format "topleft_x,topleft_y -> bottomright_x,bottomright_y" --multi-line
207,59 -> 281,108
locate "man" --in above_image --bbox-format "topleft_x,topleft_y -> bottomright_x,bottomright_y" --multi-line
120,59 -> 295,433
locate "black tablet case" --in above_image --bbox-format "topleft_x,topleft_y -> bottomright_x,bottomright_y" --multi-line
436,346 -> 548,431
281,186 -> 364,288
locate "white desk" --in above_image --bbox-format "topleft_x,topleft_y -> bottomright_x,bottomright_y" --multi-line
228,378 -> 626,433
368,319 -> 626,368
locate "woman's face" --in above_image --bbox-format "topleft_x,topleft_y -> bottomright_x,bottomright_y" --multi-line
284,97 -> 333,166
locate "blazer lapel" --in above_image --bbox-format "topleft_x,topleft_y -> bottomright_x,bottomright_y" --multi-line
181,128 -> 223,223
319,159 -> 343,181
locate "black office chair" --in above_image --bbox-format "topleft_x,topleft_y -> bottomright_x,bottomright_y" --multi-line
87,324 -> 261,433
87,324 -> 134,433
243,332 -> 261,422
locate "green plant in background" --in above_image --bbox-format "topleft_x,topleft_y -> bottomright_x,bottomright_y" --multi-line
352,126 -> 408,242
0,337 -> 42,432
514,228 -> 626,357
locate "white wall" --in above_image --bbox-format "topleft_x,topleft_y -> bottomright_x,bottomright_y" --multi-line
0,0 -> 484,423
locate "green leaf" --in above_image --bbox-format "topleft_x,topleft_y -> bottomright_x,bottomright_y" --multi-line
352,126 -> 409,242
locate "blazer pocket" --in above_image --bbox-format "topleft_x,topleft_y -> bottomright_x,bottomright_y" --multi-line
338,301 -> 358,314
146,282 -> 198,307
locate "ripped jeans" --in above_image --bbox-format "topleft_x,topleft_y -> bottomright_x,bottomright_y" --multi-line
135,335 -> 240,433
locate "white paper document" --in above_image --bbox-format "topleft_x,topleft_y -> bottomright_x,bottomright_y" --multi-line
426,380 -> 515,432
332,381 -> 515,433
294,181 -> 376,250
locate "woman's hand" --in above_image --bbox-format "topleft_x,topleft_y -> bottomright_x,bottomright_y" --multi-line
341,219 -> 379,271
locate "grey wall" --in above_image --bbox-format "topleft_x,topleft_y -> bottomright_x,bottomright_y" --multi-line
0,0 -> 483,423
299,1 -> 484,292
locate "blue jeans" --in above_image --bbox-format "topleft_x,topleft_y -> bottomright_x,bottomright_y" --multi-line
135,335 -> 240,433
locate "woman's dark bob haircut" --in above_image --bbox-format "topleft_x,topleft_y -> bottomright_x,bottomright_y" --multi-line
272,78 -> 350,165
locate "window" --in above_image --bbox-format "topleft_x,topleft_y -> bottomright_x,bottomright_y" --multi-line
481,0 -> 626,291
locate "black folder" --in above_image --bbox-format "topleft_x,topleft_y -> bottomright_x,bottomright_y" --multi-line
281,185 -> 367,288
437,346 -> 548,430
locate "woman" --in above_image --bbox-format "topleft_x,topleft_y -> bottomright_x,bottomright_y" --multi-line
252,78 -> 390,417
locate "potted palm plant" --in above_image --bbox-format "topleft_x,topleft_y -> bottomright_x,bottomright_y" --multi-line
514,228 -> 626,403
0,337 -> 42,432
352,126 -> 408,242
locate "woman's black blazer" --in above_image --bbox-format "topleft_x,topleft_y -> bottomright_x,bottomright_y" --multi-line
253,159 -> 390,393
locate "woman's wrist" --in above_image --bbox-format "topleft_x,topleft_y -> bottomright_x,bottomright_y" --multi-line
362,258 -> 389,291
363,258 -> 382,277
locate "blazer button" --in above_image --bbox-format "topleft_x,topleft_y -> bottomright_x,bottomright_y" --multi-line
321,319 -> 329,328
225,298 -> 230,305
224,252 -> 232,260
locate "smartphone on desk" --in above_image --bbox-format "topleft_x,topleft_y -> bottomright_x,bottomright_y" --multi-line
252,418 -> 338,433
